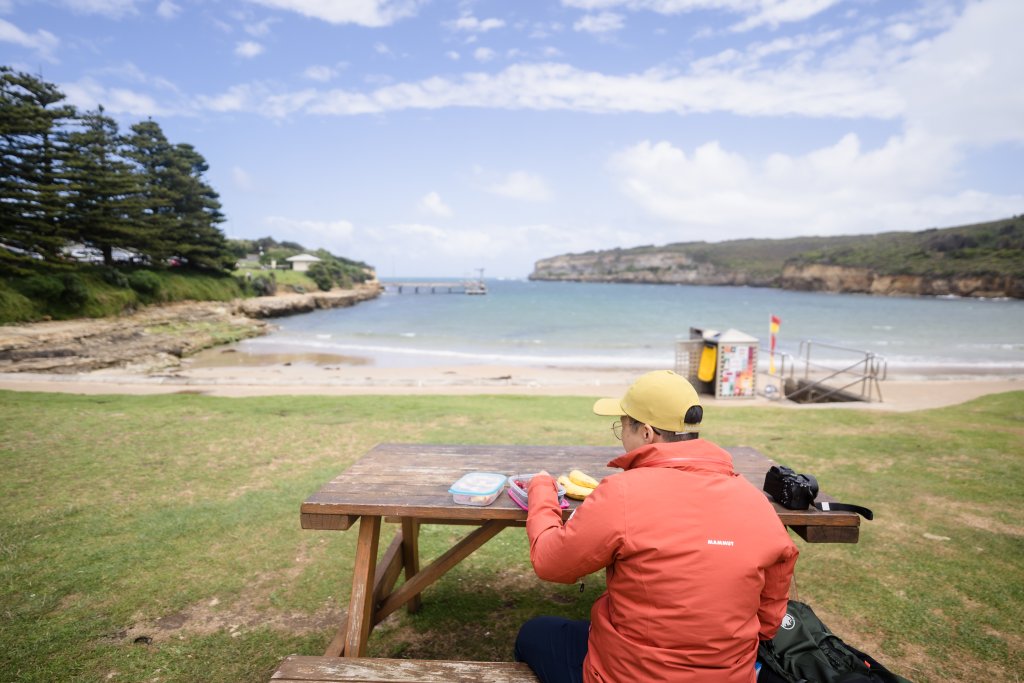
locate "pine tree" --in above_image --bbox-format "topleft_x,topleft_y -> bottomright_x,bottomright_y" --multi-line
62,106 -> 147,266
124,119 -> 178,262
0,67 -> 76,273
164,142 -> 232,271
124,121 -> 233,271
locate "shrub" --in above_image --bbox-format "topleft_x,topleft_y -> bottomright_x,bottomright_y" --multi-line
0,283 -> 38,323
127,270 -> 163,298
101,268 -> 130,288
17,274 -> 65,302
61,274 -> 89,307
251,273 -> 277,296
306,262 -> 334,291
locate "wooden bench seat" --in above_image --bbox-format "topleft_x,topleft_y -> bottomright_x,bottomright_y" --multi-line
270,655 -> 539,683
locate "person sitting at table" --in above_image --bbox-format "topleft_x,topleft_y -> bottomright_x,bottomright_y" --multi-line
515,370 -> 799,683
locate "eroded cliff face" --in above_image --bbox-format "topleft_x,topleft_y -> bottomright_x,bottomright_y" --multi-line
531,252 -> 774,286
779,265 -> 1022,298
531,254 -> 1021,298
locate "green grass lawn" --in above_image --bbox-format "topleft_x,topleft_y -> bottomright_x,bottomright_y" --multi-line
1,390 -> 1021,682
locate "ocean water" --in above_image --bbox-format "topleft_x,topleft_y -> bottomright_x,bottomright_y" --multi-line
235,279 -> 1024,379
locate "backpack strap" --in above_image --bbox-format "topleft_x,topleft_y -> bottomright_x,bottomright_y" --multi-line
814,500 -> 873,520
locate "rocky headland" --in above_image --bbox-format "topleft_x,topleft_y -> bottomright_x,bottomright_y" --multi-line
529,217 -> 1023,299
0,284 -> 382,374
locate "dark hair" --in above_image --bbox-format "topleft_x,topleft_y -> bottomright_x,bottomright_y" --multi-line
624,414 -> 698,442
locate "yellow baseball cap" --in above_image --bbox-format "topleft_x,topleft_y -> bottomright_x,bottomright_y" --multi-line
593,370 -> 702,433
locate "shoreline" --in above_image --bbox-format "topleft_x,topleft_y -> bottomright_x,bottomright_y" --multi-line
0,349 -> 1018,412
2,288 -> 1020,411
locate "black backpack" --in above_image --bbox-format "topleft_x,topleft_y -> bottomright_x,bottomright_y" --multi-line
757,601 -> 913,683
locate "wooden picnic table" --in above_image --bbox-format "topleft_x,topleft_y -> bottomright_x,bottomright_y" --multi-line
300,443 -> 860,658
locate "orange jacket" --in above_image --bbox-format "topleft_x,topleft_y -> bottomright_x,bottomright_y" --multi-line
526,439 -> 798,683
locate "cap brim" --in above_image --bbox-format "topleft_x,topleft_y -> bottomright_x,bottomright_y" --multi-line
592,397 -> 625,417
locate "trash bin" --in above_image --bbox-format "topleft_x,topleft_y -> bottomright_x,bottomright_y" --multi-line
677,327 -> 759,399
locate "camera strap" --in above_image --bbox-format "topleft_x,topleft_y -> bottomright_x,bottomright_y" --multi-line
813,501 -> 873,520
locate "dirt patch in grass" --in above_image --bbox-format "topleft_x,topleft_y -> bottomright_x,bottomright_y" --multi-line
920,495 -> 1023,537
117,537 -> 340,645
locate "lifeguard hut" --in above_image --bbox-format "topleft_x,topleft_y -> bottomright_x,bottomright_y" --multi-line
675,327 -> 759,399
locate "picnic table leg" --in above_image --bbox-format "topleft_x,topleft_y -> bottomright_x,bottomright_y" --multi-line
401,518 -> 422,614
324,514 -> 381,658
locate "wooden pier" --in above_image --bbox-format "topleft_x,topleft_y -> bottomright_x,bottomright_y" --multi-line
385,280 -> 487,295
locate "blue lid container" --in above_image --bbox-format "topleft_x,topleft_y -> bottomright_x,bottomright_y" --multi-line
448,472 -> 506,506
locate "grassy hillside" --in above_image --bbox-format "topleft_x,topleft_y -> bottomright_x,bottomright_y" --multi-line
539,216 -> 1024,281
0,266 -> 248,324
788,216 -> 1024,277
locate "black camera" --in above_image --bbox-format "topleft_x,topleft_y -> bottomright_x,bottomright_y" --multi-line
763,465 -> 819,510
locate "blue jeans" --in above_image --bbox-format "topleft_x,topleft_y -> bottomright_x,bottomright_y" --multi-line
514,616 -> 590,683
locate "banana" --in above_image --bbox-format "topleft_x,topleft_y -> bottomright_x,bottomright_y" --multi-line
569,469 -> 599,490
558,474 -> 594,500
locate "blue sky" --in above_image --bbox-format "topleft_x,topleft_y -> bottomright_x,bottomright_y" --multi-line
2,0 -> 1021,278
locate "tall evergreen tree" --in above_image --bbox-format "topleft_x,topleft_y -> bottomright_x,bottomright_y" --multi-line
164,142 -> 231,270
125,120 -> 232,270
62,106 -> 147,266
0,67 -> 76,272
124,119 -> 178,261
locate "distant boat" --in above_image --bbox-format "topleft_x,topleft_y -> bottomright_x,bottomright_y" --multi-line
465,280 -> 487,295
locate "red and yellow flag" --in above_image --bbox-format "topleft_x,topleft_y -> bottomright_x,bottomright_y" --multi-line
769,315 -> 781,374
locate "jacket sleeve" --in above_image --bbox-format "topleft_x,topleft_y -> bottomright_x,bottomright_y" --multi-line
525,474 -> 624,584
757,540 -> 799,640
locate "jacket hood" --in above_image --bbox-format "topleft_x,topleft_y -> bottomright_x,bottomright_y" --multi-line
608,439 -> 736,476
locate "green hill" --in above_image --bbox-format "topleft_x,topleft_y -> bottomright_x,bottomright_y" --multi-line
530,216 -> 1023,298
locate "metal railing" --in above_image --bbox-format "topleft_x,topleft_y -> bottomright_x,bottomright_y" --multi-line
761,340 -> 887,403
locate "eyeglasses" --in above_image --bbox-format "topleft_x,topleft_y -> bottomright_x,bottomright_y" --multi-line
611,420 -> 623,440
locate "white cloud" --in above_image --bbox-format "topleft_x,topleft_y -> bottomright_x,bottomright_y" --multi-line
290,61 -> 900,120
232,166 -> 255,191
528,21 -> 565,39
473,47 -> 496,62
891,0 -> 1024,145
0,18 -> 59,60
561,0 -> 838,29
61,77 -> 170,116
156,1 -> 181,19
196,83 -> 274,113
448,15 -> 505,32
264,216 -> 356,251
574,12 -> 624,34
360,221 -> 610,276
235,41 -> 264,58
487,171 -> 551,202
245,0 -> 423,27
730,0 -> 841,32
446,50 -> 460,60
885,22 -> 918,42
61,0 -> 138,18
418,191 -> 453,217
245,18 -> 277,37
303,64 -> 336,82
607,135 -> 1022,240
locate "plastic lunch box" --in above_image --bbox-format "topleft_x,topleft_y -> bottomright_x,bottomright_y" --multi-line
448,472 -> 507,506
507,473 -> 568,510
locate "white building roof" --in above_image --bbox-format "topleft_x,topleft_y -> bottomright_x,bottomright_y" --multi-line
285,253 -> 321,263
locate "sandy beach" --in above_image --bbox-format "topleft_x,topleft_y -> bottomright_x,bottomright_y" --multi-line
1,346 -> 1019,412
2,288 -> 1019,411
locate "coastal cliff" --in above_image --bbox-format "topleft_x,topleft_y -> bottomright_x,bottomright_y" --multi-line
778,265 -> 1021,298
531,250 -> 773,286
530,217 -> 1024,299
